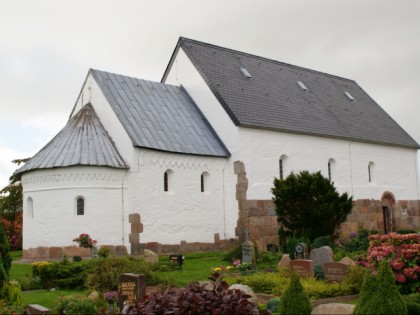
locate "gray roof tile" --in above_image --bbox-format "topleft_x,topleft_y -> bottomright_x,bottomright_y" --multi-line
90,69 -> 230,157
162,37 -> 419,149
17,104 -> 128,174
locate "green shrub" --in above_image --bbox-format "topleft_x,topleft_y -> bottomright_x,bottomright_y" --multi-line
0,224 -> 12,287
314,265 -> 324,280
267,297 -> 280,314
223,245 -> 242,262
406,302 -> 420,315
398,229 -> 417,235
286,236 -> 299,260
310,235 -> 335,250
86,257 -> 161,292
354,261 -> 407,315
258,251 -> 282,265
236,272 -> 289,294
72,256 -> 82,262
97,247 -> 110,258
279,273 -> 311,315
65,299 -> 98,315
341,228 -> 371,252
403,293 -> 420,305
1,280 -> 22,306
341,265 -> 365,294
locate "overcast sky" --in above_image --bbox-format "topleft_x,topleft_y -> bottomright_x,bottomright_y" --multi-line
1,0 -> 419,187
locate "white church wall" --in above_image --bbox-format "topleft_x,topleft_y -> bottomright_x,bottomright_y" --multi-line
126,149 -> 233,243
165,48 -> 420,205
22,166 -> 126,249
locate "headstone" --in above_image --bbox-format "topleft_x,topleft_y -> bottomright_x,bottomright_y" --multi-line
289,259 -> 314,277
294,243 -> 309,259
323,262 -> 350,282
309,246 -> 333,266
242,240 -> 256,265
277,254 -> 291,269
117,273 -> 146,311
25,304 -> 50,315
144,249 -> 159,264
339,256 -> 355,266
228,284 -> 258,304
312,303 -> 355,315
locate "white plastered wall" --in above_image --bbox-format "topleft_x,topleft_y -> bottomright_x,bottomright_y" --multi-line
22,166 -> 126,249
164,48 -> 420,208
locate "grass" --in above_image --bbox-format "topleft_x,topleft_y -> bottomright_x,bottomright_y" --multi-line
11,250 -> 22,261
22,289 -> 87,309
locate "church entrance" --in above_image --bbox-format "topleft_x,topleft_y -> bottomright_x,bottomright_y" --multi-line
381,192 -> 395,234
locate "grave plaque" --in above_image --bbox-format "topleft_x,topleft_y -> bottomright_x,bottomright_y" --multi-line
242,240 -> 256,265
323,262 -> 350,282
289,259 -> 314,277
117,273 -> 146,311
294,243 -> 308,260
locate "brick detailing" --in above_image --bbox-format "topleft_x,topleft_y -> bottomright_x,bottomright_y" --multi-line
234,161 -> 281,252
129,213 -> 144,255
340,199 -> 420,237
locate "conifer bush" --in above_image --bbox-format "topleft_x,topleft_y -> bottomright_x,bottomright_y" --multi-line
354,261 -> 407,315
279,272 -> 311,315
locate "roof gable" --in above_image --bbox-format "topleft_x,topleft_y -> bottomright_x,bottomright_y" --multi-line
17,104 -> 128,174
163,37 -> 419,149
90,69 -> 230,157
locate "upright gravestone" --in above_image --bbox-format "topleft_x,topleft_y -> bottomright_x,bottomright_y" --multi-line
294,243 -> 309,260
242,241 -> 256,266
323,262 -> 350,282
289,259 -> 314,277
308,246 -> 333,266
117,273 -> 146,311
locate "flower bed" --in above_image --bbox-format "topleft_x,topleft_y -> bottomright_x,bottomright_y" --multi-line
368,233 -> 420,293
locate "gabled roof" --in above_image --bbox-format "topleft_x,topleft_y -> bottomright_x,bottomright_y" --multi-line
90,69 -> 230,157
16,104 -> 128,174
162,37 -> 419,149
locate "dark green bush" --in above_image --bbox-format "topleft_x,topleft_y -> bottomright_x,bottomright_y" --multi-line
398,229 -> 417,235
0,223 -> 12,287
97,247 -> 110,258
86,257 -> 162,292
406,302 -> 420,315
354,261 -> 407,315
403,293 -> 420,305
267,298 -> 280,314
279,272 -> 311,315
223,245 -> 242,262
314,265 -> 324,280
341,265 -> 365,294
72,256 -> 82,262
310,235 -> 335,250
65,299 -> 98,315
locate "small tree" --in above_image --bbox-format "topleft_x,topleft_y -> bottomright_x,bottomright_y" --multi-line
0,158 -> 29,248
354,261 -> 407,315
272,171 -> 352,242
279,272 -> 311,315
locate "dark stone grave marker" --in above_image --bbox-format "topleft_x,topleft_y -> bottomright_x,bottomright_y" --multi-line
294,243 -> 309,259
117,273 -> 146,311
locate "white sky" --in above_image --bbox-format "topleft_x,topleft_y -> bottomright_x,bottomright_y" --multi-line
1,0 -> 419,187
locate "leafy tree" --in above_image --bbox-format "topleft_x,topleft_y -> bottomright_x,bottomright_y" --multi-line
272,171 -> 352,242
0,158 -> 29,246
0,222 -> 12,287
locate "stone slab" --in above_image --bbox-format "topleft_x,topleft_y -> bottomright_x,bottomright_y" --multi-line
309,246 -> 333,266
290,259 -> 314,277
323,262 -> 350,282
312,303 -> 355,315
25,304 -> 50,315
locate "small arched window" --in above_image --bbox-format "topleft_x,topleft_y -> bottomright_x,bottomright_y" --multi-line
27,197 -> 34,218
368,161 -> 375,183
76,197 -> 85,215
279,155 -> 288,180
164,169 -> 174,192
328,158 -> 336,182
201,172 -> 210,193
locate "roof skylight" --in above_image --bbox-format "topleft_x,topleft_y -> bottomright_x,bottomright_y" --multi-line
297,81 -> 308,92
344,91 -> 355,101
240,67 -> 252,79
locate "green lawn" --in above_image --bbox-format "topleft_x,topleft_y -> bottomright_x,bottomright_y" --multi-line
22,289 -> 87,309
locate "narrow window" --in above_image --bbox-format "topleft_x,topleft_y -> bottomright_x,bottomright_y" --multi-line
77,197 -> 85,215
201,172 -> 210,193
201,174 -> 204,192
164,172 -> 169,192
368,161 -> 375,183
279,159 -> 284,180
328,162 -> 331,181
328,158 -> 336,182
27,197 -> 34,218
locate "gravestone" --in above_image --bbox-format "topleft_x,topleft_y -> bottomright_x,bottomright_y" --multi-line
308,246 -> 333,266
242,240 -> 256,265
117,273 -> 146,311
289,259 -> 314,277
339,256 -> 355,266
277,254 -> 291,269
294,243 -> 309,259
323,262 -> 350,282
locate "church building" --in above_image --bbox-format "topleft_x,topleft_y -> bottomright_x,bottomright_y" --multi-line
18,38 -> 420,259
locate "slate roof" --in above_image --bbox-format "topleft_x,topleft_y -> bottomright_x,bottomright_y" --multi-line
90,69 -> 230,157
162,37 -> 419,149
16,104 -> 128,174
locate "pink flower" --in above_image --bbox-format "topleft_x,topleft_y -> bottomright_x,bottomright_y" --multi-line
391,260 -> 405,271
395,273 -> 407,283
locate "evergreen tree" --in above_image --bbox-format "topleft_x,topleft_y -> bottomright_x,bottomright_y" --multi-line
279,272 -> 312,315
354,261 -> 407,315
272,171 -> 352,242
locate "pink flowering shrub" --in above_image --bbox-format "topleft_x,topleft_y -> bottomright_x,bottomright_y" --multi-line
73,233 -> 97,249
368,232 -> 420,293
